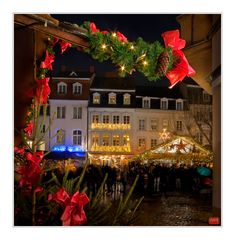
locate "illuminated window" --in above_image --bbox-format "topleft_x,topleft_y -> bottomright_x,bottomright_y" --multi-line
103,115 -> 109,123
113,115 -> 120,124
93,93 -> 100,104
123,115 -> 130,124
73,130 -> 82,145
92,115 -> 99,123
151,119 -> 158,130
123,135 -> 130,145
142,97 -> 150,108
151,139 -> 158,148
73,107 -> 82,119
102,135 -> 109,146
139,119 -> 145,130
176,121 -> 183,131
161,98 -> 168,110
57,82 -> 67,94
108,93 -> 116,104
138,138 -> 146,148
92,135 -> 99,145
57,106 -> 66,119
56,129 -> 65,144
113,135 -> 120,146
73,82 -> 82,95
123,93 -> 131,105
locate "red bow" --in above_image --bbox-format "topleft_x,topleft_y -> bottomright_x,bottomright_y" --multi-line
162,30 -> 196,88
17,152 -> 44,188
60,41 -> 72,54
24,121 -> 34,136
117,31 -> 128,43
36,77 -> 51,104
40,50 -> 55,70
48,188 -> 89,226
14,146 -> 25,155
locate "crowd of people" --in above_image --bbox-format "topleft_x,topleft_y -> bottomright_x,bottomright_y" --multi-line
50,161 -> 213,197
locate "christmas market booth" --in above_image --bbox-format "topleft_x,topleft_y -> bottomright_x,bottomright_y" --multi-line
133,135 -> 213,165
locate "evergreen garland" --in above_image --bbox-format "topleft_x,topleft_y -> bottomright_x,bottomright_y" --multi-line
82,21 -> 174,80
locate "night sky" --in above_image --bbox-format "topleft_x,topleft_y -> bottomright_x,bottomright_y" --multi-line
51,14 -> 180,86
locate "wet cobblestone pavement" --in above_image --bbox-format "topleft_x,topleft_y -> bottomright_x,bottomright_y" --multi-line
134,191 -> 213,226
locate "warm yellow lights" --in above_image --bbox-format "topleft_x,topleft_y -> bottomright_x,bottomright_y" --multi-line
121,65 -> 125,71
91,144 -> 131,153
101,44 -> 107,49
130,45 -> 134,50
112,32 -> 117,37
91,123 -> 131,130
143,60 -> 148,66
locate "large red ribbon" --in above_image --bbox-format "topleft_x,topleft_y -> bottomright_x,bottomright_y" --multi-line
48,188 -> 89,226
36,77 -> 51,104
17,152 -> 44,187
40,50 -> 55,70
162,30 -> 196,88
60,41 -> 72,54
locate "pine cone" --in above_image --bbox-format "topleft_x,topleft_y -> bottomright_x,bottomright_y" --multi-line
156,51 -> 170,77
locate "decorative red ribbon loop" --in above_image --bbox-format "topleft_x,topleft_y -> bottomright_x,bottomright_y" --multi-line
162,30 -> 196,88
48,188 -> 89,226
40,50 -> 55,70
60,41 -> 72,54
36,77 -> 51,104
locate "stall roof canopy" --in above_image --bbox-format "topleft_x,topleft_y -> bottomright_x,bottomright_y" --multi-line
151,135 -> 211,155
136,135 -> 212,162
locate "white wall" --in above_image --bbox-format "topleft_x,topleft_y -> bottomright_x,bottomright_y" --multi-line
49,99 -> 88,151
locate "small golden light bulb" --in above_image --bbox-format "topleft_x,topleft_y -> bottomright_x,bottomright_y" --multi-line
121,66 -> 125,71
112,32 -> 117,37
101,44 -> 107,49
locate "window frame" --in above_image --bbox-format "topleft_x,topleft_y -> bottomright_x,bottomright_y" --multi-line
72,82 -> 82,95
73,130 -> 82,145
108,92 -> 116,104
161,98 -> 168,110
57,82 -> 67,95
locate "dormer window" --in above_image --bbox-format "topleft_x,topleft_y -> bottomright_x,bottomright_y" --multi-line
123,93 -> 131,105
142,97 -> 150,108
161,98 -> 168,110
203,91 -> 210,103
57,82 -> 67,94
73,82 -> 82,95
93,93 -> 100,104
176,99 -> 183,110
108,92 -> 116,104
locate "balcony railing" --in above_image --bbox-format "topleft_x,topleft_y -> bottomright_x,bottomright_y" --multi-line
91,123 -> 131,130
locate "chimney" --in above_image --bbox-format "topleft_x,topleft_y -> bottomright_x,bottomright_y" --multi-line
89,66 -> 95,73
105,71 -> 119,77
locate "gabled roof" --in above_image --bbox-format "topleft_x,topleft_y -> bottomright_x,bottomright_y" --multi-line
90,76 -> 135,90
52,70 -> 94,79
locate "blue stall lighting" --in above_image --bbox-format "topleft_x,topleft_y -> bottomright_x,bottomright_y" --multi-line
52,145 -> 85,153
75,152 -> 86,157
52,146 -> 66,152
